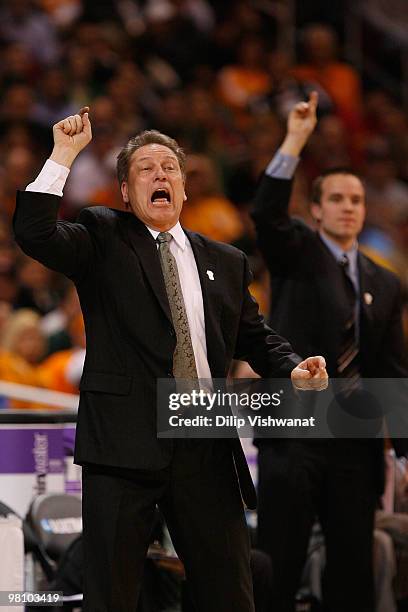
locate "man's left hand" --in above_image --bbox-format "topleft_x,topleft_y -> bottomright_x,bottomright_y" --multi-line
291,356 -> 328,391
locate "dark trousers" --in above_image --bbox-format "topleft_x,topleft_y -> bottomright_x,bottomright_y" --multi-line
257,440 -> 377,612
81,439 -> 254,612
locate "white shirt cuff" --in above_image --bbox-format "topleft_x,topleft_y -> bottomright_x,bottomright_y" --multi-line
26,159 -> 70,197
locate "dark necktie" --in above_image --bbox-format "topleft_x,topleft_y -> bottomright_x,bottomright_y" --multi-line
156,232 -> 198,380
337,254 -> 360,387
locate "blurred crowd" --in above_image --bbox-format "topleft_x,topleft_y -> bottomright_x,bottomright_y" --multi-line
0,0 -> 408,407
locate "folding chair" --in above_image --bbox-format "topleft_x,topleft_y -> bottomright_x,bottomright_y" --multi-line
26,493 -> 82,563
26,493 -> 83,611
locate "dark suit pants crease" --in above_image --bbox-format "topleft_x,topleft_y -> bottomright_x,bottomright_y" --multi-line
81,439 -> 254,612
257,440 -> 377,612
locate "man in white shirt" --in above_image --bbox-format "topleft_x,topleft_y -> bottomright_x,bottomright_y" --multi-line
14,107 -> 327,612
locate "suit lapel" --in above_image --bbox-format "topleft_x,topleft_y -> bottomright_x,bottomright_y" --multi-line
120,216 -> 223,369
358,253 -> 376,326
184,230 -> 222,369
120,213 -> 173,324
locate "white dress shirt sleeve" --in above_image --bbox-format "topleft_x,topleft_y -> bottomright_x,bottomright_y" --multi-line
26,159 -> 70,197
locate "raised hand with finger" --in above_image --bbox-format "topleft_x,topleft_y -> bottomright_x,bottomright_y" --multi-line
280,91 -> 318,157
50,106 -> 92,169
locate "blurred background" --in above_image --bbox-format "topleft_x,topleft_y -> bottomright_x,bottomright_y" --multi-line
1,0 -> 408,400
0,2 -> 408,610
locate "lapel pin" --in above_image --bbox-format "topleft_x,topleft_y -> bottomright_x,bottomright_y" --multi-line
364,292 -> 373,305
206,270 -> 215,281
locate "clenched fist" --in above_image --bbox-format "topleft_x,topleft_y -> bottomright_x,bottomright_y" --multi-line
291,355 -> 328,392
50,106 -> 92,169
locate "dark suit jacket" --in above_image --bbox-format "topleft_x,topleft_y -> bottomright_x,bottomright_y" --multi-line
252,175 -> 408,491
13,190 -> 301,509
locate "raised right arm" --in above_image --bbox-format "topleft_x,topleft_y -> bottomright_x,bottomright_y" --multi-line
13,108 -> 97,280
251,93 -> 318,271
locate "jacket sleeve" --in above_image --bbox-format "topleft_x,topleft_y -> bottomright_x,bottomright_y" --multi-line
380,278 -> 408,378
251,174 -> 311,274
13,190 -> 101,281
234,252 -> 302,377
379,276 -> 408,456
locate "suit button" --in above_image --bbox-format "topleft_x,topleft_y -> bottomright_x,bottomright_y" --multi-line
169,327 -> 175,337
167,371 -> 173,377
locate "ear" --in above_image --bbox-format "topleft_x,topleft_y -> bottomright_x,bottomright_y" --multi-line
121,181 -> 130,209
310,203 -> 322,223
183,190 -> 187,202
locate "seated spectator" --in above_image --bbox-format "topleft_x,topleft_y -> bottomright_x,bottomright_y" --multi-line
32,67 -> 77,127
0,308 -> 48,408
14,254 -> 60,316
170,0 -> 215,35
187,85 -> 244,163
374,450 -> 408,608
0,43 -> 37,89
380,107 -> 408,183
181,153 -> 244,243
41,313 -> 85,394
105,61 -> 154,135
364,138 -> 408,230
72,22 -> 120,83
89,178 -> 125,211
141,1 -> 211,83
302,114 -> 354,180
154,89 -> 193,143
0,84 -> 52,156
39,0 -> 82,29
291,24 -> 364,134
41,282 -> 81,354
209,1 -> 272,69
359,139 -> 408,279
65,46 -> 98,109
0,301 -> 11,344
0,146 -> 38,222
0,222 -> 17,279
0,0 -> 60,66
251,50 -> 334,122
217,35 -> 271,124
227,114 -> 283,207
0,222 -> 16,305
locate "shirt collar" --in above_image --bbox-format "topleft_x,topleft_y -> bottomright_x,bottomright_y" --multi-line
146,221 -> 186,251
319,230 -> 358,268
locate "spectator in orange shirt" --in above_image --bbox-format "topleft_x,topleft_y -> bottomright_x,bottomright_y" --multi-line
217,35 -> 271,126
291,24 -> 364,134
0,308 -> 48,408
41,313 -> 85,394
181,153 -> 244,243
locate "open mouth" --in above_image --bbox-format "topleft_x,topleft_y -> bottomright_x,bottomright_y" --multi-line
151,188 -> 171,204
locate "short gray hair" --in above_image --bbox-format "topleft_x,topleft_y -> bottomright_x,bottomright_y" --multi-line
116,130 -> 186,184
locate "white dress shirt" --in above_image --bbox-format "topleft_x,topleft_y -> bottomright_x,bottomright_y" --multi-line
146,223 -> 212,380
26,160 -> 212,381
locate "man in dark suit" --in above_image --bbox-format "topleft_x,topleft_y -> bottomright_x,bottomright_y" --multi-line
13,107 -> 328,612
252,93 -> 408,611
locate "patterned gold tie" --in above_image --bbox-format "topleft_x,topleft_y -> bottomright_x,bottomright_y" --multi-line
157,232 -> 198,380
